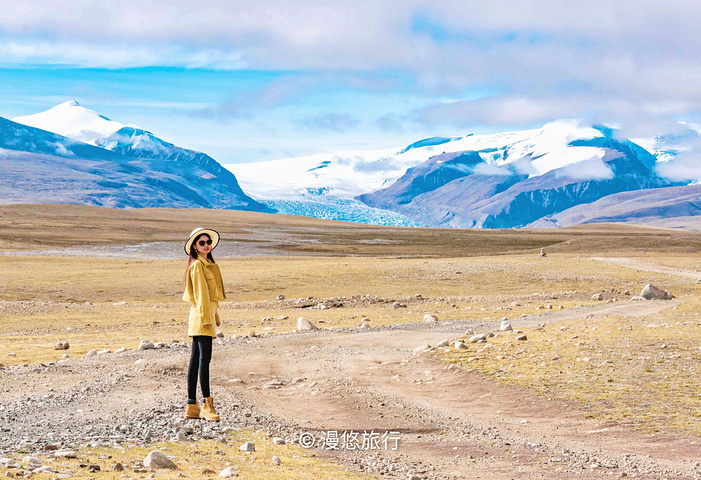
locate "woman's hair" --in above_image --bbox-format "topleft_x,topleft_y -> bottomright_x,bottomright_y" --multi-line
183,233 -> 216,286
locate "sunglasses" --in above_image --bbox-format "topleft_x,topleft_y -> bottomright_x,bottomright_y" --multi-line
197,239 -> 213,246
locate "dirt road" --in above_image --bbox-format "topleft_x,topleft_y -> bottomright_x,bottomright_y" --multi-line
3,295 -> 696,479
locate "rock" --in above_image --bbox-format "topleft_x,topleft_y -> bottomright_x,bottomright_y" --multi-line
360,323 -> 370,329
469,334 -> 487,343
413,345 -> 432,352
32,467 -> 55,474
592,293 -> 603,301
88,464 -> 100,472
276,315 -> 289,321
272,456 -> 281,465
272,437 -> 285,445
85,349 -> 97,357
248,331 -> 256,338
219,467 -> 239,478
423,314 -> 438,323
454,341 -> 467,350
296,317 -> 318,331
435,339 -> 450,348
276,295 -> 285,300
499,321 -> 513,332
112,463 -> 124,472
631,295 -> 646,301
154,342 -> 166,348
216,331 -> 224,338
202,468 -> 216,475
5,353 -> 16,357
173,430 -> 188,442
143,451 -> 177,470
393,302 -> 407,308
54,450 -> 77,459
640,284 -> 674,300
138,340 -> 155,351
516,334 -> 528,341
22,457 -> 41,468
97,349 -> 111,356
239,442 -> 255,452
114,347 -> 127,354
53,341 -> 69,350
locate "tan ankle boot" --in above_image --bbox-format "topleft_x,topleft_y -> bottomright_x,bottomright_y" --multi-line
200,397 -> 220,421
185,403 -> 200,419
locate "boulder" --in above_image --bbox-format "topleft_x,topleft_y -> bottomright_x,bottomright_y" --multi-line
219,467 -> 239,478
54,341 -> 69,350
297,317 -> 318,331
499,321 -> 513,332
423,314 -> 438,323
640,284 -> 674,300
138,340 -> 155,351
143,451 -> 177,470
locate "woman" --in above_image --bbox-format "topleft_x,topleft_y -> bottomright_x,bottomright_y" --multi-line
182,227 -> 226,421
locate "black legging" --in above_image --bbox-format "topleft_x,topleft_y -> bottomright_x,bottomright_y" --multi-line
187,336 -> 212,404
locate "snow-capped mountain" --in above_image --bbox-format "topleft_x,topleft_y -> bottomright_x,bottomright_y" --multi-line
229,119 -> 681,227
12,100 -> 127,145
11,101 -> 270,212
360,122 -> 678,227
3,103 -> 270,211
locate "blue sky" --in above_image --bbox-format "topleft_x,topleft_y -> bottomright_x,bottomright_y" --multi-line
1,0 -> 700,164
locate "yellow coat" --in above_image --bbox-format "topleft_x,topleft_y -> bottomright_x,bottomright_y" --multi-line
182,256 -> 226,337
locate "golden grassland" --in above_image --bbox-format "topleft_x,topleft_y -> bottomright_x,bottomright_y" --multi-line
0,429 -> 373,479
0,251 -> 693,366
2,204 -> 701,442
436,279 -> 701,437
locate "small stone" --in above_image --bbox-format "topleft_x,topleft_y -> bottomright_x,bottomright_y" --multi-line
239,442 -> 255,452
54,450 -> 77,459
219,467 -> 239,478
22,457 -> 40,468
592,293 -> 603,301
114,347 -> 127,354
86,349 -> 97,357
435,339 -> 450,348
54,341 -> 69,350
271,456 -> 281,465
469,334 -> 487,343
499,321 -> 513,332
516,334 -> 528,341
5,353 -> 16,357
202,468 -> 216,475
454,341 -> 467,350
143,451 -> 177,470
32,467 -> 55,474
296,317 -> 318,331
631,296 -> 646,301
112,463 -> 124,471
423,314 -> 438,323
96,349 -> 111,356
139,340 -> 155,351
173,430 -> 188,442
113,301 -> 128,305
276,295 -> 285,300
393,302 -> 407,308
88,464 -> 100,472
272,437 -> 285,445
216,331 -> 224,338
276,315 -> 289,321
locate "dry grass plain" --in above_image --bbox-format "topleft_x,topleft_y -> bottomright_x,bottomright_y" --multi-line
2,204 -> 701,479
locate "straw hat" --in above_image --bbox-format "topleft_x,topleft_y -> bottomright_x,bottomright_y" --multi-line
184,227 -> 220,255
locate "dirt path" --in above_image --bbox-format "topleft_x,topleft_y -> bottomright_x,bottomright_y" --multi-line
591,256 -> 701,281
3,296 -> 693,479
